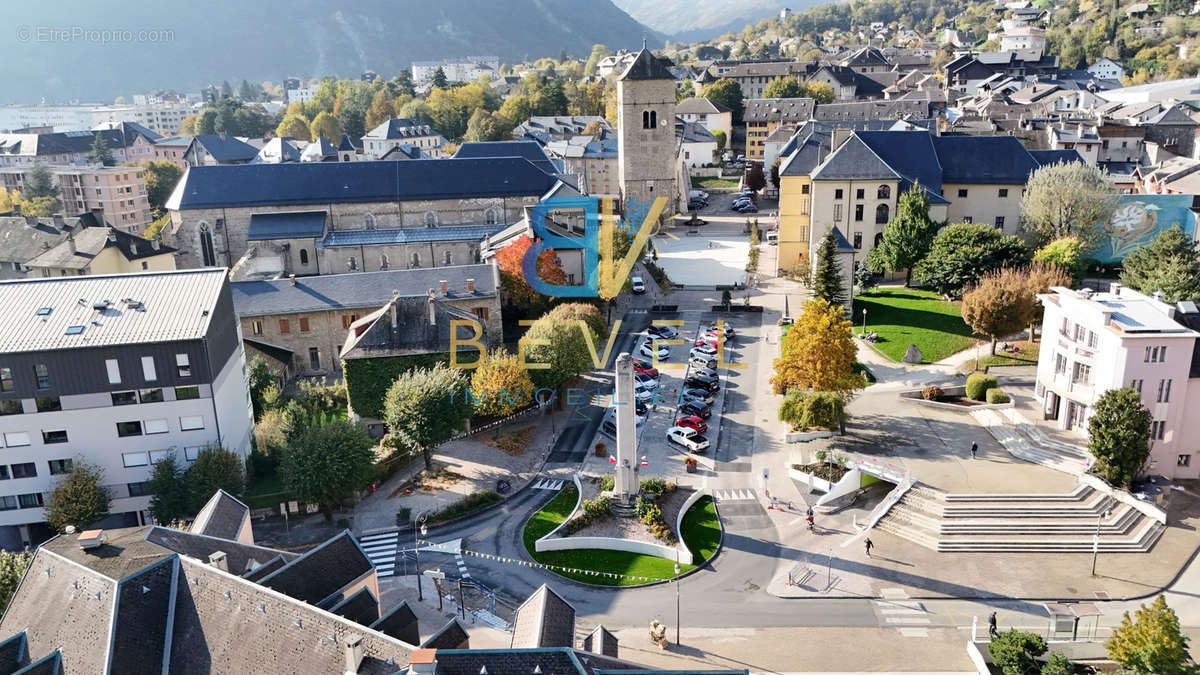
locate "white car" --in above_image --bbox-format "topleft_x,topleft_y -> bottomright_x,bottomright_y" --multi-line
631,276 -> 646,294
691,364 -> 719,379
647,324 -> 679,339
666,426 -> 710,453
639,341 -> 670,360
689,354 -> 718,369
690,344 -> 718,359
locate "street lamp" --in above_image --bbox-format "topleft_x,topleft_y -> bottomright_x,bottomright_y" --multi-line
861,307 -> 867,337
415,516 -> 428,601
1091,508 -> 1112,576
673,563 -> 681,646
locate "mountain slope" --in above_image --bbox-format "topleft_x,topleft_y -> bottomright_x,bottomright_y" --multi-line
1,0 -> 662,103
614,0 -> 825,40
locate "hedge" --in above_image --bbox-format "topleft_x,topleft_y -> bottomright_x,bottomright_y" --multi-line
986,388 -> 1010,404
966,373 -> 998,401
342,351 -> 453,420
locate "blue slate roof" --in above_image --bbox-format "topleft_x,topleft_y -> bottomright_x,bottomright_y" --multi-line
246,211 -> 327,241
316,224 -> 505,248
189,134 -> 258,162
166,157 -> 560,210
364,118 -> 435,139
933,135 -> 1041,184
811,134 -> 898,181
1030,149 -> 1084,166
454,141 -> 559,175
857,131 -> 943,194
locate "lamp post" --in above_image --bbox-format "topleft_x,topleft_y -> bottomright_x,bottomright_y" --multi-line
415,516 -> 427,601
861,307 -> 867,337
673,563 -> 681,646
1091,508 -> 1111,576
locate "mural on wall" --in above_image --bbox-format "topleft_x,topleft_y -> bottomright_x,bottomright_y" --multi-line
1094,194 -> 1199,263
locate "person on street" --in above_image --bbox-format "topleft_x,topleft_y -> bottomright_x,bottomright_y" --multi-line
970,441 -> 978,459
865,538 -> 874,557
988,612 -> 999,638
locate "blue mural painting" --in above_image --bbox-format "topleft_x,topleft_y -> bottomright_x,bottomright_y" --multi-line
1094,194 -> 1199,263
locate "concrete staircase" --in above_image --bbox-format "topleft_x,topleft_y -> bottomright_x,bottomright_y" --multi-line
876,484 -> 1165,553
970,408 -> 1092,475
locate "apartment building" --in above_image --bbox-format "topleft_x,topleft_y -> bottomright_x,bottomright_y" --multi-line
0,103 -> 190,136
744,98 -> 816,161
0,165 -> 152,232
411,56 -> 500,86
0,122 -> 160,167
1035,285 -> 1200,479
361,119 -> 446,159
0,269 -> 253,548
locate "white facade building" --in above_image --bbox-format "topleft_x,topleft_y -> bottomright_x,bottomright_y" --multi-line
1035,285 -> 1200,479
411,57 -> 500,86
1088,58 -> 1129,81
0,103 -> 192,135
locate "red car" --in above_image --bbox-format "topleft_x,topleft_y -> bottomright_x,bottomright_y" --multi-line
674,415 -> 708,434
694,334 -> 719,347
632,358 -> 659,378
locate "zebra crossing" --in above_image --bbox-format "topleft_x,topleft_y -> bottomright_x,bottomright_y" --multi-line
713,488 -> 757,501
876,588 -> 930,638
359,531 -> 399,578
531,478 -> 565,491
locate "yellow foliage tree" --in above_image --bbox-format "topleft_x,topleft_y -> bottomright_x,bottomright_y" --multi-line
275,113 -> 311,141
0,188 -> 13,213
469,349 -> 535,417
771,299 -> 865,395
365,89 -> 396,129
310,111 -> 343,141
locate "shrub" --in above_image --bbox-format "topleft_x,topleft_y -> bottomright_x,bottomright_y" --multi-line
778,389 -> 847,430
396,506 -> 412,525
635,495 -> 650,518
966,373 -> 998,401
427,490 -> 502,523
986,388 -> 1010,404
582,496 -> 611,519
640,477 -> 669,496
921,385 -> 944,401
815,450 -> 827,463
599,474 -> 614,491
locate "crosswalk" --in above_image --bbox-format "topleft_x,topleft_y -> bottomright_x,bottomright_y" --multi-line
531,478 -> 565,491
714,488 -> 757,501
359,531 -> 399,578
876,588 -> 930,638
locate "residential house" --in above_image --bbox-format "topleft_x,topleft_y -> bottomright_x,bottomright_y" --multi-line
251,137 -> 302,164
809,65 -> 887,100
543,132 -> 619,196
1143,105 -> 1200,157
675,97 -> 733,140
25,225 -> 176,277
1047,123 -> 1102,165
676,121 -> 718,167
301,136 -> 340,163
944,50 -> 1060,97
1035,285 -> 1200,479
811,99 -> 932,122
840,47 -> 891,75
999,25 -> 1046,54
720,61 -> 820,99
1088,58 -> 1128,80
744,98 -> 816,161
182,134 -> 258,167
0,165 -> 153,233
595,50 -> 639,78
0,269 -> 252,547
0,122 -> 161,167
361,119 -> 446,159
151,135 -> 192,168
231,264 -> 501,379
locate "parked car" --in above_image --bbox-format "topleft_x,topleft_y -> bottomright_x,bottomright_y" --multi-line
638,341 -> 670,360
678,400 -> 712,419
689,189 -> 708,200
735,203 -> 759,213
690,364 -> 719,379
632,358 -> 659,378
685,373 -> 721,392
703,322 -> 736,338
634,371 -> 659,389
666,426 -> 710,453
674,415 -> 708,433
681,388 -> 715,405
694,334 -> 719,347
630,276 -> 646,294
691,344 -> 718,359
689,354 -> 718,370
731,196 -> 753,207
647,324 -> 679,339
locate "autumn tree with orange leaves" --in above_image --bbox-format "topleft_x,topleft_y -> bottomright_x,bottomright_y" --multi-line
494,234 -> 568,316
771,298 -> 865,395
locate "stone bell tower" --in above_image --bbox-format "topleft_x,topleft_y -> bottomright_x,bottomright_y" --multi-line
617,46 -> 678,219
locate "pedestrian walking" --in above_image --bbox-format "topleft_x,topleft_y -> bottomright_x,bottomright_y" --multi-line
864,538 -> 873,558
988,611 -> 999,638
970,441 -> 978,459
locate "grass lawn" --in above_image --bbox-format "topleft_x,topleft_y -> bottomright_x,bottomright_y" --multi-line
854,288 -> 976,363
692,176 -> 739,189
522,485 -> 721,586
960,339 -> 1041,373
244,472 -> 290,510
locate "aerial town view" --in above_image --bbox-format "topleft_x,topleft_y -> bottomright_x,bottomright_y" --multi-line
0,0 -> 1199,672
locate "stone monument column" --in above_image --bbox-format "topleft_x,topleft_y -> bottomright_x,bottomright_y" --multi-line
613,352 -> 638,508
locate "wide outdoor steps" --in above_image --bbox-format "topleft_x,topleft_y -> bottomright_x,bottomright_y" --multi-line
970,408 -> 1093,475
877,485 -> 1165,553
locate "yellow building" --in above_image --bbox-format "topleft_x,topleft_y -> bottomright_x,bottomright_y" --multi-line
744,98 -> 815,161
26,226 -> 176,277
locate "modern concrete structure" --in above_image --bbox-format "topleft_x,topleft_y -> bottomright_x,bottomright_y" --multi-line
0,165 -> 154,233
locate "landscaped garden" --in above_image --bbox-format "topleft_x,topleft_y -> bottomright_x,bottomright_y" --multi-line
960,339 -> 1041,373
853,288 -> 976,363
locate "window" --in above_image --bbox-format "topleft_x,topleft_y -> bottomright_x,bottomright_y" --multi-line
122,452 -> 149,467
139,388 -> 164,404
641,109 -> 657,129
443,250 -> 452,266
341,314 -> 359,329
299,249 -> 309,266
365,213 -> 377,230
35,396 -> 60,412
279,319 -> 291,334
379,254 -> 389,271
994,216 -> 1005,230
176,353 -> 191,377
175,386 -> 200,400
41,429 -> 67,444
17,493 -> 42,509
309,348 -> 320,370
251,320 -> 263,336
1158,379 -> 1172,403
347,256 -> 357,272
833,204 -> 843,221
180,415 -> 204,431
105,359 -> 121,384
33,364 -> 50,390
144,418 -> 168,434
424,211 -> 438,227
0,467 -> 8,480
48,459 -> 72,475
1130,379 -> 1143,393
141,356 -> 156,381
473,307 -> 489,320
835,188 -> 844,199
875,204 -> 889,224
1072,362 -> 1091,384
117,421 -> 143,437
0,368 -> 11,392
298,318 -> 310,333
854,204 -> 864,221
877,185 -> 890,199
111,391 -> 137,406
0,400 -> 21,416
801,184 -> 810,195
1151,420 -> 1166,441
410,252 -> 421,268
149,449 -> 172,464
184,446 -> 201,461
11,463 -> 35,479
998,188 -> 1008,198
127,482 -> 150,497
484,208 -> 498,225
957,188 -> 968,198
852,232 -> 863,249
800,197 -> 810,215
1179,454 -> 1191,467
0,496 -> 14,511
855,188 -> 865,200
199,223 -> 216,267
4,432 -> 29,447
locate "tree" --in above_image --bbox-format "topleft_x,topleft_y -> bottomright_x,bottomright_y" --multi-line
745,163 -> 766,191
531,80 -> 569,116
310,110 -> 343,141
1018,262 -> 1071,342
195,109 -> 219,135
0,550 -> 31,615
797,81 -> 835,104
44,461 -> 112,532
811,229 -> 845,307
1039,653 -> 1073,675
854,260 -> 876,294
180,114 -> 201,135
247,356 -> 277,421
584,44 -> 610,76
494,233 -> 567,316
134,160 -> 182,218
519,308 -> 599,391
90,133 -> 115,166
1020,161 -> 1118,252
1088,387 -> 1152,488
276,113 -> 311,141
470,349 -> 536,416
280,420 -> 376,522
712,129 -> 727,158
220,80 -> 234,98
763,75 -> 804,98
988,630 -> 1048,675
961,269 -> 1031,355
432,67 -> 449,89
771,298 -> 866,394
699,78 -> 745,123
1107,595 -> 1194,674
464,109 -> 504,142
365,89 -> 397,129
0,188 -> 13,213
383,363 -> 473,471
913,222 -> 1032,298
184,444 -> 245,510
147,453 -> 191,525
22,163 -> 59,201
1033,236 -> 1085,279
867,183 -> 939,285
498,95 -> 534,130
1121,223 -> 1200,302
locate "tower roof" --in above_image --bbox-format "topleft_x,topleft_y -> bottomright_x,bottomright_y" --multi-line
619,48 -> 674,81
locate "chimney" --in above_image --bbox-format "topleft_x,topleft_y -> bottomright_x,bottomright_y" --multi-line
151,239 -> 160,251
78,529 -> 103,550
52,214 -> 64,228
67,233 -> 76,254
408,648 -> 437,675
343,634 -> 364,675
107,228 -> 117,243
427,293 -> 437,325
208,551 -> 228,572
289,274 -> 296,286
831,127 -> 853,150
130,242 -> 138,255
467,278 -> 475,293
23,214 -> 36,226
389,291 -> 399,329
1110,282 -> 1122,296
439,280 -> 448,295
